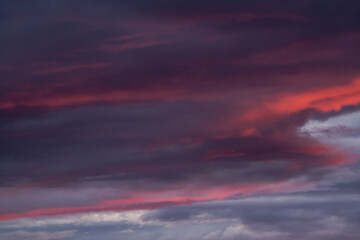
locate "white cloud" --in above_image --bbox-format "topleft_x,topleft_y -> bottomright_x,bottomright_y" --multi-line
0,210 -> 149,229
300,110 -> 360,152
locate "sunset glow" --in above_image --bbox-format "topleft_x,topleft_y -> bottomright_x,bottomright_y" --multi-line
1,1 -> 359,240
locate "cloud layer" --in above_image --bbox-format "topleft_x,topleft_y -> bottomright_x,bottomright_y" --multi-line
0,0 -> 359,239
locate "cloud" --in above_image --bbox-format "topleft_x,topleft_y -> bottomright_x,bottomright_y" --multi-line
0,0 -> 359,239
1,192 -> 359,240
0,230 -> 76,240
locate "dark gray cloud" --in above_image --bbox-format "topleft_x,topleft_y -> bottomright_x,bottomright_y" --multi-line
0,0 -> 360,239
1,191 -> 359,240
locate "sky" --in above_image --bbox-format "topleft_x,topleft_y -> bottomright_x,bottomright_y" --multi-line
0,0 -> 360,239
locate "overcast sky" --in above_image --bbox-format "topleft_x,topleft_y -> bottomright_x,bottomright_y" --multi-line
0,1 -> 360,239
